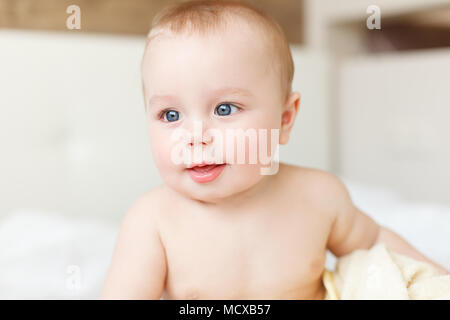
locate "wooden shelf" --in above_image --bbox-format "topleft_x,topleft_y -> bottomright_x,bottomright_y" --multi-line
0,0 -> 304,44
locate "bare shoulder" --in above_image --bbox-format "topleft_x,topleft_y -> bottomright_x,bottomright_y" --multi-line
278,163 -> 350,196
277,163 -> 352,211
121,184 -> 173,231
101,184 -> 169,299
276,163 -> 380,256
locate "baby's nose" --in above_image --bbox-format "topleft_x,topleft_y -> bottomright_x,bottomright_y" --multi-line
188,131 -> 213,147
184,119 -> 214,147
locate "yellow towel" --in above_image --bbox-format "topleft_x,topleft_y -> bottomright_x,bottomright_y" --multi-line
322,269 -> 340,300
322,243 -> 450,300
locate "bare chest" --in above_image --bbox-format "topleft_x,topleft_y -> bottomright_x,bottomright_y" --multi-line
159,206 -> 330,299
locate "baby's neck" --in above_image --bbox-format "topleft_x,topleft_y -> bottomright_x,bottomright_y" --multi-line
190,173 -> 276,209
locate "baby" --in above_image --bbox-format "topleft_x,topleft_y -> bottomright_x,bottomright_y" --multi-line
101,0 -> 448,300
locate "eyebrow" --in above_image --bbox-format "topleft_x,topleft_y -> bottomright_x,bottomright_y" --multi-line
147,87 -> 253,108
147,94 -> 180,108
211,86 -> 254,98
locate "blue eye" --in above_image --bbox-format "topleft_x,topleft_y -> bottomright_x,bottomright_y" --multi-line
162,110 -> 180,122
215,103 -> 239,116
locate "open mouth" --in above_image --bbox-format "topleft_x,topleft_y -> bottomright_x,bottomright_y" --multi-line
186,163 -> 226,183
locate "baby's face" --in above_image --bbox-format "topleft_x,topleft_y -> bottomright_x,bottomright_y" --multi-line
142,23 -> 289,203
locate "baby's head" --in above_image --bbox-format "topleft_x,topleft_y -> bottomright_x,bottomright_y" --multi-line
141,0 -> 300,203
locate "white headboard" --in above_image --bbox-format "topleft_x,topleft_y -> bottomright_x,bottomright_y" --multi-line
0,30 -> 161,222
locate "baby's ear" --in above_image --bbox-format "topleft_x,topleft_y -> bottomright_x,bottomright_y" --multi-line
279,92 -> 301,145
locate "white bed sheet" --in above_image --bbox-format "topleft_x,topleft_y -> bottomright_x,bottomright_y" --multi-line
0,210 -> 117,299
1,178 -> 449,299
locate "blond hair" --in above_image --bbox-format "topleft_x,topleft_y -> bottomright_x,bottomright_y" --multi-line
142,0 -> 294,104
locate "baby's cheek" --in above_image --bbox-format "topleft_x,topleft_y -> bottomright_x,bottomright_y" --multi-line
149,135 -> 175,169
229,164 -> 265,195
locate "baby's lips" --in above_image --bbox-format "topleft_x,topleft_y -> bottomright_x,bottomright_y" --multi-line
186,161 -> 225,169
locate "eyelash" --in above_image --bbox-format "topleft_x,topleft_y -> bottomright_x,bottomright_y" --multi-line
157,108 -> 173,120
157,103 -> 242,121
215,103 -> 242,116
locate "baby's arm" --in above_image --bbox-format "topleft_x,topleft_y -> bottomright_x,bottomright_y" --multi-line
325,175 -> 449,275
100,194 -> 167,299
375,225 -> 449,274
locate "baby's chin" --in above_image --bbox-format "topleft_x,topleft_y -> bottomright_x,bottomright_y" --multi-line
163,164 -> 264,204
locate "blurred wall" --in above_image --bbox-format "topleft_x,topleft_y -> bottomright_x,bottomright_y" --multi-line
338,49 -> 450,204
304,0 -> 450,205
